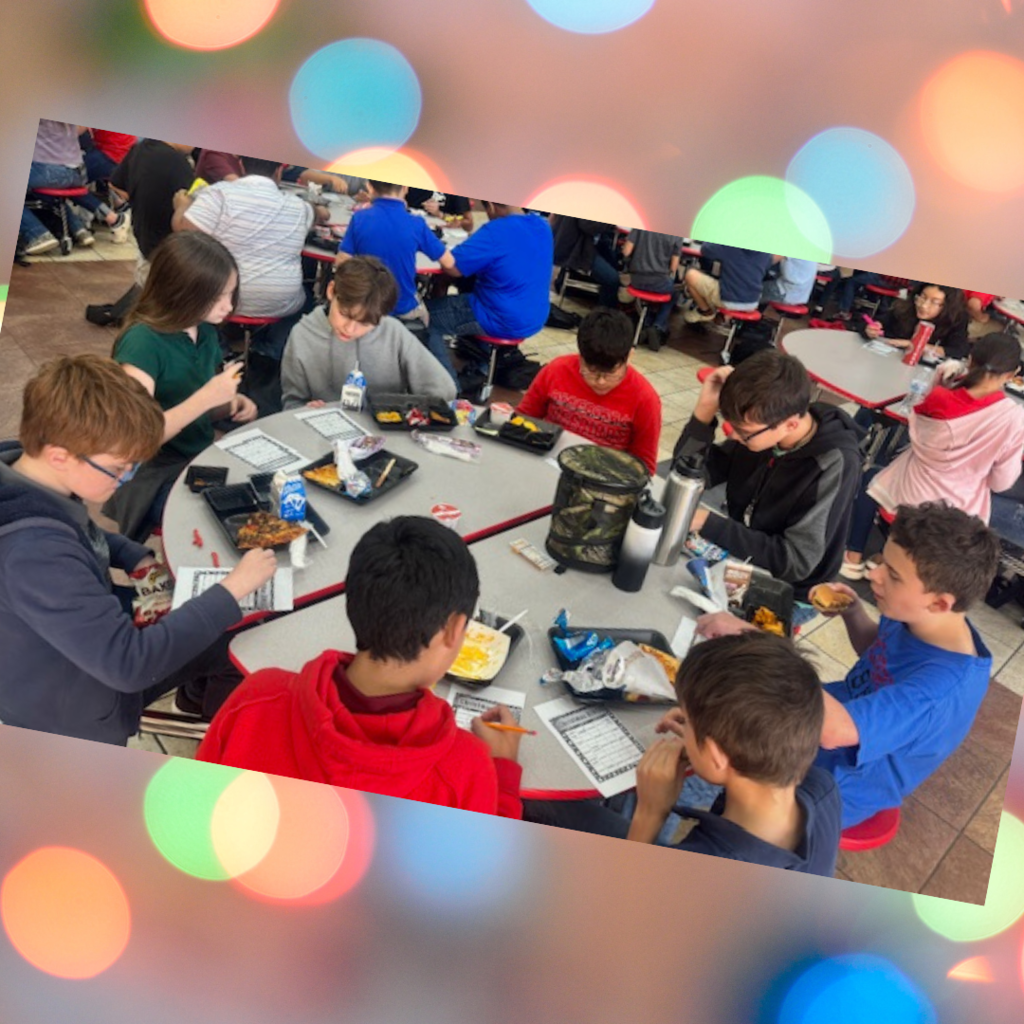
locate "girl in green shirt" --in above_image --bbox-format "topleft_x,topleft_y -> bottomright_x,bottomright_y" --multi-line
104,232 -> 258,541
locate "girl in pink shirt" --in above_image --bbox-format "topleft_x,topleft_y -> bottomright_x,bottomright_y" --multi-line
843,333 -> 1024,578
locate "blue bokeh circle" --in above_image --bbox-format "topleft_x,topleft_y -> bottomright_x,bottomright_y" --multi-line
525,0 -> 655,34
288,39 -> 422,161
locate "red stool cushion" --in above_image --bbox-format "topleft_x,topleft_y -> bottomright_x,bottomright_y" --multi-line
865,285 -> 900,298
226,315 -> 281,327
815,274 -> 831,285
696,366 -> 715,383
879,508 -> 896,525
30,186 -> 90,198
627,287 -> 673,303
476,335 -> 524,347
769,302 -> 808,316
722,422 -> 735,438
839,807 -> 901,851
717,308 -> 761,322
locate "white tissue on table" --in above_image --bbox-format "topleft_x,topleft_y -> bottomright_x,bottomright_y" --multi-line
670,586 -> 723,615
289,529 -> 309,570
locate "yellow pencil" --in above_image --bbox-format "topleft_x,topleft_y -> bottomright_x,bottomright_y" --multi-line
485,722 -> 537,736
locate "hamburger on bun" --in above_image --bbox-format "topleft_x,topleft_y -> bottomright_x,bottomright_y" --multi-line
810,584 -> 855,614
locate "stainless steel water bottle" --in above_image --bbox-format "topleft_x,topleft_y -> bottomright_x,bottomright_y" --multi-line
652,452 -> 705,567
612,491 -> 666,592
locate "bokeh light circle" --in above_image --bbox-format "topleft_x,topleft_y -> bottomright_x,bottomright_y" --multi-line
1,847 -> 130,979
383,803 -> 533,916
143,0 -> 280,51
948,956 -> 992,983
210,771 -> 280,879
289,40 -> 422,162
328,147 -> 446,191
144,758 -> 243,880
913,812 -> 1024,942
691,176 -> 832,262
778,955 -> 936,1024
786,128 -> 915,258
524,0 -> 655,34
525,178 -> 645,227
920,51 -> 1024,192
232,778 -> 367,903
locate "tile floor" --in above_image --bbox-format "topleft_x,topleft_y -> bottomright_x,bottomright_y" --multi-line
2,232 -> 1021,903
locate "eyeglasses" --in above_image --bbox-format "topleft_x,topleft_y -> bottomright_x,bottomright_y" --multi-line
729,422 -> 777,444
79,456 -> 140,486
579,360 -> 628,383
915,294 -> 944,309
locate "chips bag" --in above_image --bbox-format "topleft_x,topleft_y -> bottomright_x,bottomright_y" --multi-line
128,560 -> 174,627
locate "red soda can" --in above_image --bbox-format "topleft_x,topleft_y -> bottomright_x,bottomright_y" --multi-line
903,321 -> 935,365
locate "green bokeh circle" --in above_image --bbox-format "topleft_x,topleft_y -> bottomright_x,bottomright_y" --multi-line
912,812 -> 1024,942
143,758 -> 243,880
691,175 -> 832,262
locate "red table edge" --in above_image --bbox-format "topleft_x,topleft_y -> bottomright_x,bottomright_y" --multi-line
777,335 -> 911,410
993,300 -> 1024,326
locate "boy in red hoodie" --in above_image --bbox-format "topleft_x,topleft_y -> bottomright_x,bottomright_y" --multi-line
197,516 -> 523,818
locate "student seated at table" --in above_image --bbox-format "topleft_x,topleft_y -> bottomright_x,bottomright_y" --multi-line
682,243 -> 773,323
621,229 -> 684,346
172,155 -> 327,366
859,282 -> 970,360
676,351 -> 862,600
525,632 -> 841,876
103,233 -> 257,542
0,355 -> 277,745
196,516 -> 524,819
516,308 -> 662,473
281,166 -> 369,200
406,188 -> 474,233
282,256 -> 457,409
194,150 -> 243,184
550,215 -> 621,309
699,502 -> 999,830
842,333 -> 1024,578
761,256 -> 818,307
336,180 -> 456,333
425,201 -> 554,387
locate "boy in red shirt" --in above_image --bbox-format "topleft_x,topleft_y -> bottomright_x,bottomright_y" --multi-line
516,308 -> 662,473
197,516 -> 523,819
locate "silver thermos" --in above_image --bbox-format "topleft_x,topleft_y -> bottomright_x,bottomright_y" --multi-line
652,451 -> 705,567
612,491 -> 666,592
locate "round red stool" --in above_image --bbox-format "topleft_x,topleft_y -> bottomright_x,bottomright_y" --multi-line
627,285 -> 674,351
768,301 -> 809,345
839,807 -> 901,852
475,334 -> 525,403
25,185 -> 92,256
716,308 -> 762,365
224,315 -> 282,374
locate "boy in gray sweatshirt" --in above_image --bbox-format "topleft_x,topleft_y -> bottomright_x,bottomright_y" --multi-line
281,256 -> 457,410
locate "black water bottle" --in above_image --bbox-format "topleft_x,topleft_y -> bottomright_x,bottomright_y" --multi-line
613,491 -> 666,592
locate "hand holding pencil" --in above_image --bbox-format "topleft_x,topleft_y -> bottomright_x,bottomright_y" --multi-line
471,705 -> 524,762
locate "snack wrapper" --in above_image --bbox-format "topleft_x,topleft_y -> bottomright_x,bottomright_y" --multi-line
551,609 -> 615,666
723,560 -> 755,606
684,534 -> 728,563
411,431 -> 482,462
686,557 -> 713,598
129,561 -> 174,627
405,407 -> 431,427
553,642 -> 676,702
450,399 -> 478,426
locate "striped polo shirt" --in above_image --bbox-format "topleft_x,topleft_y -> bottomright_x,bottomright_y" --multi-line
184,175 -> 314,318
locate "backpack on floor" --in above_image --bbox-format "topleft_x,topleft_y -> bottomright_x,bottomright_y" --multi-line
729,319 -> 776,366
455,338 -> 543,392
545,303 -> 581,331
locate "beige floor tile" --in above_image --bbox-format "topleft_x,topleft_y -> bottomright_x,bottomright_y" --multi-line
993,645 -> 1024,696
968,600 -> 1024,653
797,638 -> 849,684
806,614 -> 860,670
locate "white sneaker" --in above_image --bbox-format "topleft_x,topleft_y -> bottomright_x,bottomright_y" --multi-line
111,211 -> 131,244
74,228 -> 95,248
24,232 -> 59,256
683,305 -> 716,324
839,559 -> 867,581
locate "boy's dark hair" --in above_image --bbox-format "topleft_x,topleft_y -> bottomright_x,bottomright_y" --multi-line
676,631 -> 823,787
576,308 -> 634,371
330,256 -> 398,323
238,156 -> 282,179
889,501 -> 1001,612
368,179 -> 403,195
345,516 -> 480,663
719,350 -> 811,427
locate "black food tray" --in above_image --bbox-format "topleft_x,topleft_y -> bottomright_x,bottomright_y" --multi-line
741,575 -> 795,637
201,480 -> 330,550
186,465 -> 228,493
546,626 -> 677,704
297,450 -> 418,504
368,393 -> 456,431
473,409 -> 562,454
446,616 -> 525,688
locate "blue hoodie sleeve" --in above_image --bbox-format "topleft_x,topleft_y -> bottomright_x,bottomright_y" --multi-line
4,527 -> 241,693
104,530 -> 151,573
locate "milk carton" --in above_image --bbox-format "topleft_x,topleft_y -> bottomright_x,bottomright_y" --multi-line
271,470 -> 307,522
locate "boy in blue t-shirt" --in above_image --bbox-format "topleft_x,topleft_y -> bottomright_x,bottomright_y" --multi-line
812,502 -> 998,828
425,201 -> 554,389
524,631 -> 842,877
337,180 -> 455,334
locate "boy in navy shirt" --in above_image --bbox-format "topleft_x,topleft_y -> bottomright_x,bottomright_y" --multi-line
337,180 -> 455,336
698,501 -> 1000,829
425,201 -> 553,387
812,502 -> 998,828
525,631 -> 842,877
682,243 -> 773,323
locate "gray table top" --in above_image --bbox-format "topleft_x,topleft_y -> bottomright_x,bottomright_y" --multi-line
780,328 -> 918,409
229,517 -> 701,796
163,405 -> 587,620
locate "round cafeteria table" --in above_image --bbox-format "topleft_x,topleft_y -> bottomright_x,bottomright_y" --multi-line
229,516 -> 702,799
162,405 -> 587,623
779,328 -> 918,409
993,298 -> 1024,337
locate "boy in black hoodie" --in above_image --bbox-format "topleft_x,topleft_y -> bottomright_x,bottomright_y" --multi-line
676,350 -> 863,600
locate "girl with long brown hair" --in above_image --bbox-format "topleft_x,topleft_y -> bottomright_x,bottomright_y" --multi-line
860,282 -> 970,360
104,231 -> 257,541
